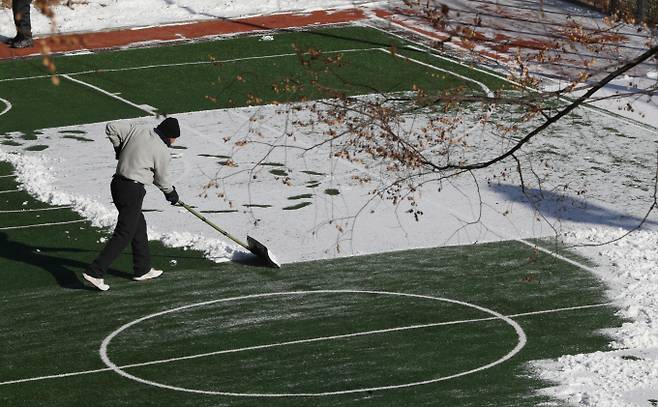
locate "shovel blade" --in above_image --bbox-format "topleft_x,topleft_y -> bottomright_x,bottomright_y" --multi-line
247,236 -> 281,268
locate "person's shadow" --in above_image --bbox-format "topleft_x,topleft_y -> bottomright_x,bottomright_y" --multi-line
0,232 -> 94,290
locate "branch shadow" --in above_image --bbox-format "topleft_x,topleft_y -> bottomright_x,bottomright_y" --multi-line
490,183 -> 658,229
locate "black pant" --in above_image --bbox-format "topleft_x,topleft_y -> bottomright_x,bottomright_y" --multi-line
12,0 -> 33,39
87,177 -> 151,278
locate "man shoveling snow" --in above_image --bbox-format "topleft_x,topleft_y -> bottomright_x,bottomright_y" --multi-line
82,118 -> 181,291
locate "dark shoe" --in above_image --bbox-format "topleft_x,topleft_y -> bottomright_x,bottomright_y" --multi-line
10,38 -> 34,49
3,36 -> 18,45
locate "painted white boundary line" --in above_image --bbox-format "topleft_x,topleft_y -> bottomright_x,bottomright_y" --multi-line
0,174 -> 16,178
102,289 -> 520,397
516,238 -> 599,275
0,97 -> 11,116
0,298 -> 608,388
0,219 -> 85,231
61,74 -> 156,115
431,193 -> 600,276
60,73 -> 223,185
65,48 -> 604,290
0,206 -> 73,214
364,22 -> 658,135
0,48 -> 382,83
0,189 -> 20,194
377,48 -> 494,98
109,301 -> 611,372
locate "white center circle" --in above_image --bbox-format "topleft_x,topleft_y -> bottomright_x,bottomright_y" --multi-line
100,290 -> 527,397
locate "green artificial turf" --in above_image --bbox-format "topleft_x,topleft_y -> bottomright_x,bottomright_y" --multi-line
0,78 -> 144,135
0,25 -> 618,407
0,160 -> 620,407
0,26 -> 509,135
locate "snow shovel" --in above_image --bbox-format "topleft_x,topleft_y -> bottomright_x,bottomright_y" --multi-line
178,201 -> 281,268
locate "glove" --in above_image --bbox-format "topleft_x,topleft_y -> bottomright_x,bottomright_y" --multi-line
114,146 -> 121,160
164,187 -> 179,205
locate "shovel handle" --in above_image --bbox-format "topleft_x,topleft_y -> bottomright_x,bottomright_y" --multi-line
177,201 -> 249,249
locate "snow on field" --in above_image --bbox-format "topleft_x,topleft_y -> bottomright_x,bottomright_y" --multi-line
0,0 -> 385,36
0,148 -> 237,262
369,0 -> 658,128
2,95 -> 657,403
1,0 -> 658,402
532,227 -> 658,407
0,103 -> 561,264
1,101 -> 658,403
1,94 -> 657,403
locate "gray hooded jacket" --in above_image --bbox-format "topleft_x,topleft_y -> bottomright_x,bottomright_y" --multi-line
106,121 -> 174,194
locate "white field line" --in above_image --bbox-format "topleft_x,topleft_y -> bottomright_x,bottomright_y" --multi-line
364,22 -> 658,135
425,187 -> 602,276
376,48 -> 494,98
0,189 -> 20,194
99,289 -> 524,397
61,74 -> 156,115
60,73 -> 220,185
0,219 -> 85,231
364,24 -> 644,275
13,38 -> 608,277
0,97 -> 11,116
0,206 -> 73,213
0,174 -> 15,178
110,302 -> 610,370
0,301 -> 610,387
516,238 -> 600,275
0,48 -> 382,83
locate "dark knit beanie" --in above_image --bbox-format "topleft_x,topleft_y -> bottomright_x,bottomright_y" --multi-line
156,117 -> 180,138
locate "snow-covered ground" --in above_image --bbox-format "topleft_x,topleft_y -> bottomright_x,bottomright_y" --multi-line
367,0 -> 658,128
532,228 -> 658,407
1,0 -> 658,404
0,0 -> 385,35
1,98 -> 658,407
0,105 -> 564,264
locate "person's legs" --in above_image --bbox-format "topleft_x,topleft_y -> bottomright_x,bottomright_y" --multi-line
12,0 -> 32,40
86,178 -> 146,278
131,212 -> 151,277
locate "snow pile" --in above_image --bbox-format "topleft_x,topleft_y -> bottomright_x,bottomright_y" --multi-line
0,150 -> 116,227
533,227 -> 658,406
0,150 -> 235,262
0,0 -> 381,36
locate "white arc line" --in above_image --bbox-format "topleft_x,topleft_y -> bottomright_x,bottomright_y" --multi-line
99,290 -> 526,397
0,97 -> 11,116
366,22 -> 658,135
109,301 -> 612,371
0,219 -> 85,231
0,300 -> 610,387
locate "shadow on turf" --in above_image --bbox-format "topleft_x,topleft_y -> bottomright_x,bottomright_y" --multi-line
231,251 -> 276,269
490,183 -> 658,229
0,232 -> 96,290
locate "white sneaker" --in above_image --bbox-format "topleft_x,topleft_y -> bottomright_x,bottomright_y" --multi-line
82,273 -> 110,291
133,268 -> 164,281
